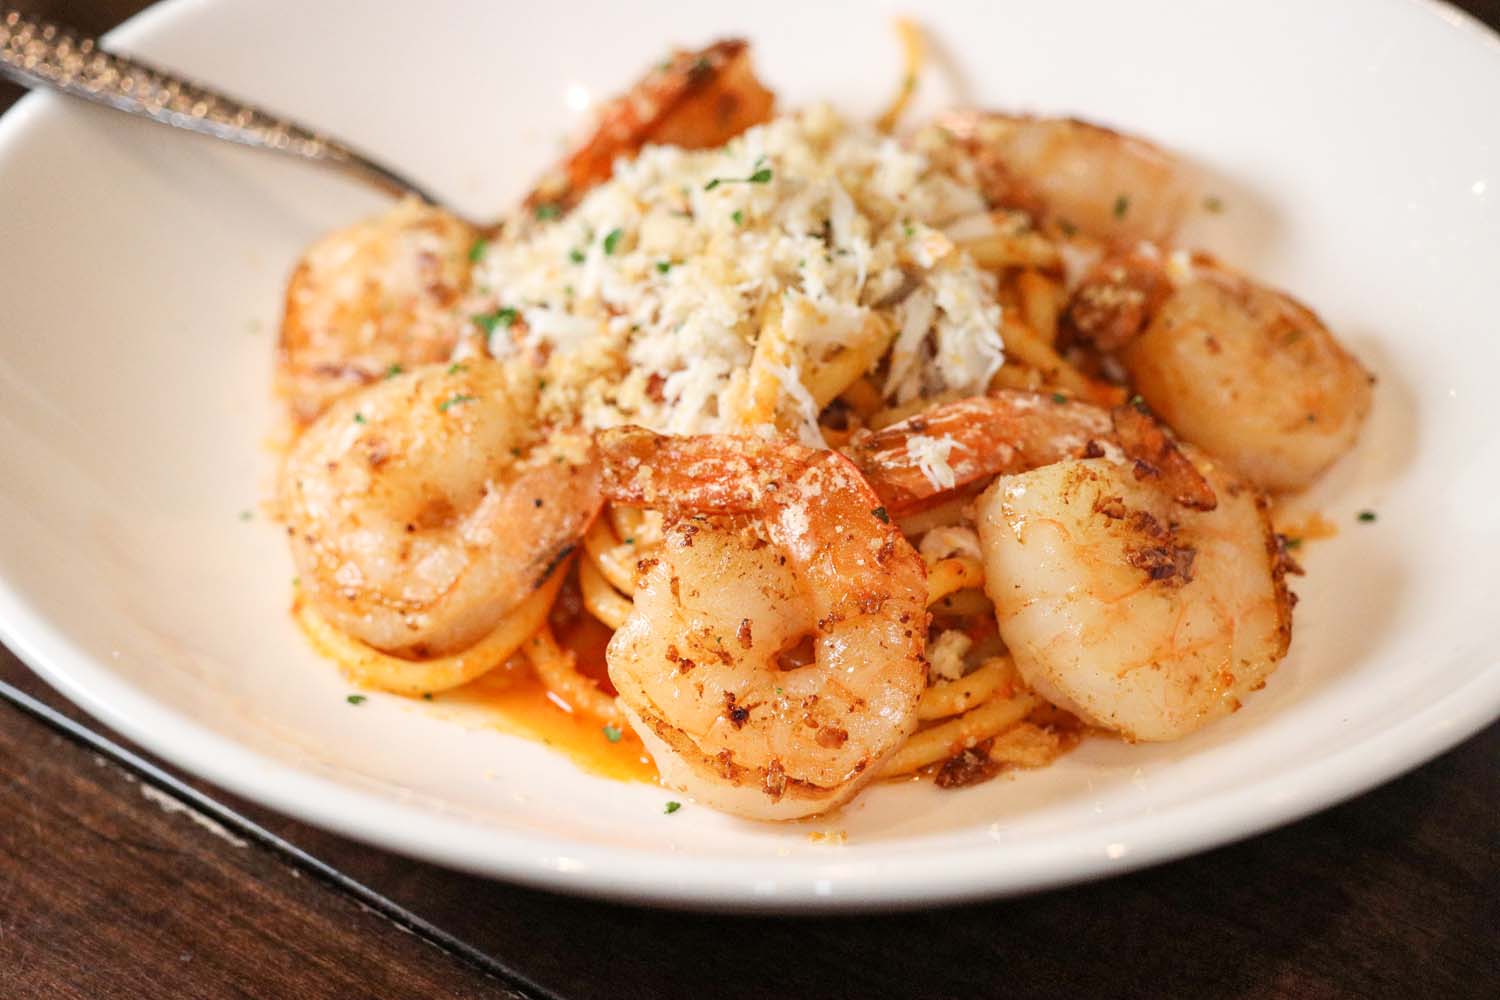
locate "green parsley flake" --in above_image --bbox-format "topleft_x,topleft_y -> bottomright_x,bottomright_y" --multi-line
656,260 -> 674,274
705,159 -> 773,191
353,412 -> 367,424
422,692 -> 433,700
603,724 -> 623,743
438,394 -> 476,413
731,209 -> 744,226
346,694 -> 367,705
1357,510 -> 1377,523
238,509 -> 253,522
384,363 -> 404,379
871,506 -> 890,523
1058,219 -> 1078,237
664,801 -> 682,814
1051,392 -> 1067,404
535,203 -> 561,221
1283,537 -> 1304,550
903,221 -> 915,237
472,307 -> 518,335
1114,194 -> 1131,219
569,247 -> 586,264
448,362 -> 468,375
467,238 -> 489,263
602,228 -> 624,255
1129,393 -> 1146,409
1203,195 -> 1225,213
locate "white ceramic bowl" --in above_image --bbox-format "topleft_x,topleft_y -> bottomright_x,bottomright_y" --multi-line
2,0 -> 1497,910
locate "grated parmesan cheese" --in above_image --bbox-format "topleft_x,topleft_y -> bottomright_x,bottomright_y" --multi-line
905,433 -> 963,491
927,629 -> 974,683
468,105 -> 1005,441
918,525 -> 982,563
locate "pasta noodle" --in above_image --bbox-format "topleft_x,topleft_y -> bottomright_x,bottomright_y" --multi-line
583,517 -> 639,596
880,689 -> 1039,777
925,556 -> 984,605
524,623 -> 623,723
579,551 -> 634,630
875,17 -> 926,134
1016,269 -> 1063,346
917,655 -> 1015,721
294,568 -> 565,696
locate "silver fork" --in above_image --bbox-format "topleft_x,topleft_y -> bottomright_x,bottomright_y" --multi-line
0,6 -> 456,214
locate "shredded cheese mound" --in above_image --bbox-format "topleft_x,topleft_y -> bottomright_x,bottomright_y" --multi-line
470,105 -> 1004,440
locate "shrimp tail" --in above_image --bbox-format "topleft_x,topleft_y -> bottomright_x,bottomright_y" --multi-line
525,39 -> 775,213
1109,402 -> 1217,511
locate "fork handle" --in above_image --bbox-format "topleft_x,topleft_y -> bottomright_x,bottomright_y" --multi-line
0,7 -> 441,205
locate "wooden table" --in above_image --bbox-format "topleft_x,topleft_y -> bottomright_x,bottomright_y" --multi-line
3,2 -> 1497,996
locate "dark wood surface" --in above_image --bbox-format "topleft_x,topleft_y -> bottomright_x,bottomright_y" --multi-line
3,2 -> 1498,998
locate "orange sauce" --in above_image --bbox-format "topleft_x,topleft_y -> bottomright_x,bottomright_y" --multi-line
1275,509 -> 1339,547
438,612 -> 659,785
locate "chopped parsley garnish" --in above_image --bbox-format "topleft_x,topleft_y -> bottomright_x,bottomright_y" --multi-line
438,394 -> 476,413
1283,537 -> 1304,550
421,692 -> 433,700
447,363 -> 468,375
1058,219 -> 1078,237
602,724 -> 623,743
663,801 -> 682,814
472,307 -> 518,335
871,506 -> 890,523
1203,195 -> 1225,213
704,158 -> 772,191
384,363 -> 404,379
534,203 -> 561,221
1357,510 -> 1377,523
346,694 -> 367,705
1113,194 -> 1130,219
238,509 -> 253,522
1129,393 -> 1146,409
731,209 -> 744,226
467,238 -> 489,263
903,221 -> 916,237
602,227 -> 624,255
1051,392 -> 1067,404
353,412 -> 367,424
623,537 -> 635,545
568,247 -> 586,264
655,260 -> 674,274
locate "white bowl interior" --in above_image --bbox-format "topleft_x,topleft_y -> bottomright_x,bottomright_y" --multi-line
0,0 -> 1497,907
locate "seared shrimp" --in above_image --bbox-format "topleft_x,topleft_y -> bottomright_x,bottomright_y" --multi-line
926,111 -> 1196,244
278,199 -> 477,425
598,428 -> 928,820
281,359 -> 600,664
526,39 -> 775,212
849,390 -> 1216,516
976,452 -> 1292,741
1069,252 -> 1374,492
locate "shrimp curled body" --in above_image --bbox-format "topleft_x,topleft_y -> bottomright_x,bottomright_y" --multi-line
281,359 -> 600,668
598,428 -> 928,820
976,453 -> 1292,741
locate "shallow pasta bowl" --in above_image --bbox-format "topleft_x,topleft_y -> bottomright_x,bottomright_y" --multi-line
1,0 -> 1498,910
